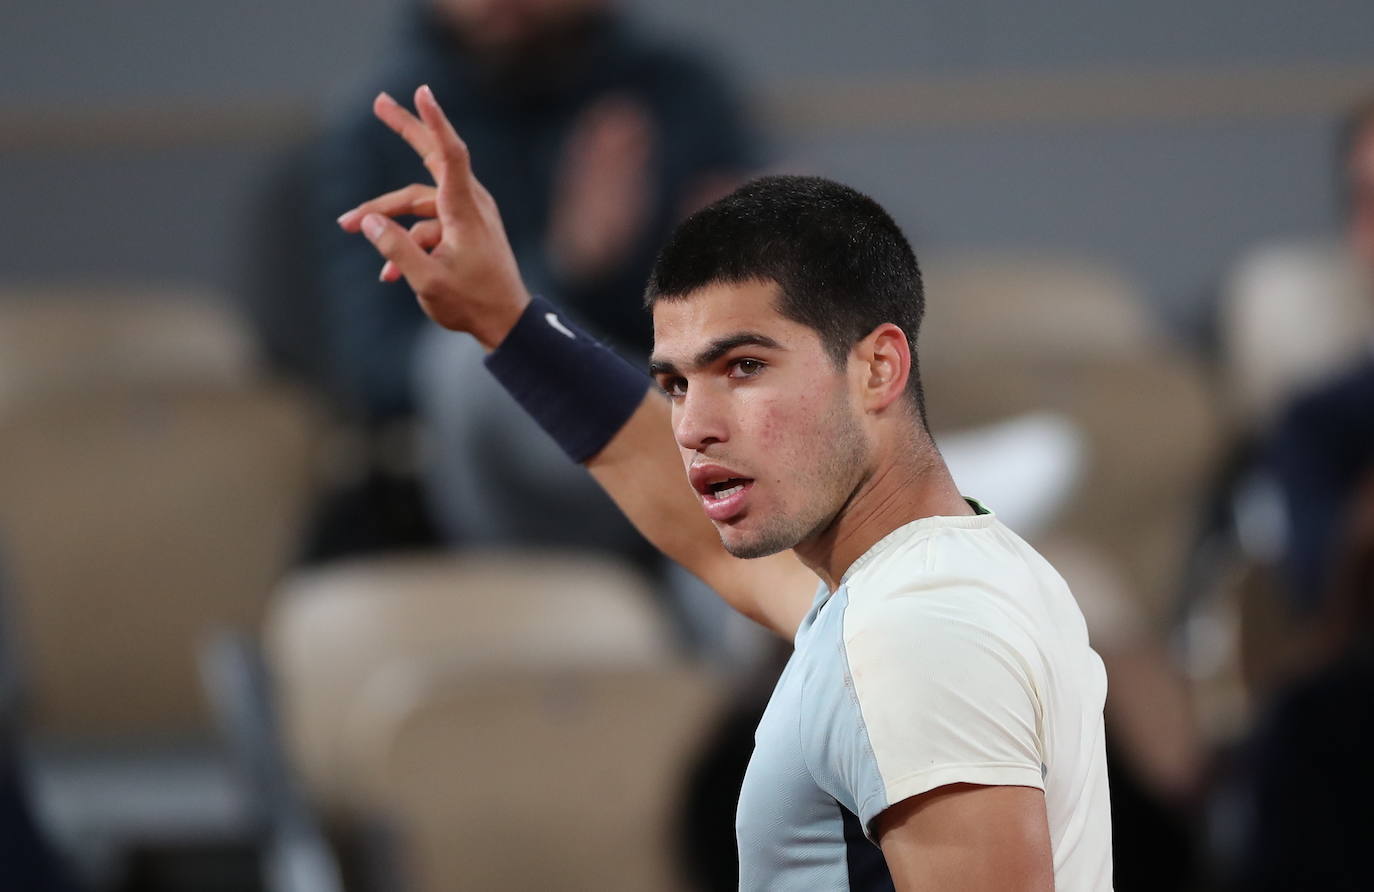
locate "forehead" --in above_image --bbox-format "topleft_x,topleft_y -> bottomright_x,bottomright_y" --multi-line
651,280 -> 814,357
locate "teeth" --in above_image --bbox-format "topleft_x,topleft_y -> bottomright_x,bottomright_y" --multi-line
710,484 -> 744,500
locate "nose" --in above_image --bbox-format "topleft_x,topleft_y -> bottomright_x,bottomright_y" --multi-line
673,383 -> 730,452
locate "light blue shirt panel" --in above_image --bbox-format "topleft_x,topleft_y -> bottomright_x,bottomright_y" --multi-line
735,582 -> 889,890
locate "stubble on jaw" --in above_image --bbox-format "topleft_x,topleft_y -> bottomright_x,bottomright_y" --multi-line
716,389 -> 872,560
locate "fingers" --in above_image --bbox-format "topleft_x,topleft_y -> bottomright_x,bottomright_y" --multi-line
366,86 -> 479,227
409,218 -> 443,248
350,85 -> 489,290
413,85 -> 481,224
360,213 -> 437,290
414,85 -> 469,172
337,183 -> 437,232
372,92 -> 436,163
380,220 -> 443,282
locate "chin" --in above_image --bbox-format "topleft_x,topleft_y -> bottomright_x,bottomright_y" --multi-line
718,524 -> 798,560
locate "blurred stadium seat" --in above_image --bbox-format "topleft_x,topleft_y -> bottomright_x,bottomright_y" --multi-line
0,287 -> 322,884
918,253 -> 1159,369
342,664 -> 721,892
265,551 -> 678,818
920,252 -> 1225,629
0,285 -> 260,409
0,386 -> 317,736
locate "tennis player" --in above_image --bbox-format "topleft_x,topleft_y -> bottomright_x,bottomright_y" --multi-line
338,85 -> 1113,891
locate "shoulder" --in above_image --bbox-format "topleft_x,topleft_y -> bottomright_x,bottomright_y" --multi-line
836,523 -> 1053,734
841,521 -> 1050,658
840,580 -> 1043,722
828,573 -> 1048,830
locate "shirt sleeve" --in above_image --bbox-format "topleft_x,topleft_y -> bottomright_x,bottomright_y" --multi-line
840,592 -> 1047,835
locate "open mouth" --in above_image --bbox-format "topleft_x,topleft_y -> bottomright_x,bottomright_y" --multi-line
705,478 -> 750,501
689,464 -> 756,523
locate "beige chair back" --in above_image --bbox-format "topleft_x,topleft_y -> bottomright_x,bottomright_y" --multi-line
266,552 -> 676,812
348,664 -> 721,892
926,352 -> 1222,625
919,253 -> 1159,371
917,253 -> 1224,624
0,286 -> 259,410
0,385 -> 318,737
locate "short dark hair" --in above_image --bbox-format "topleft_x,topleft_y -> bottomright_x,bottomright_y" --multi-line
644,175 -> 927,420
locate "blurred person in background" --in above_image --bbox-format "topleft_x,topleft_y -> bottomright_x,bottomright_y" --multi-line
1232,470 -> 1374,891
1208,94 -> 1374,891
313,0 -> 760,604
1265,95 -> 1374,616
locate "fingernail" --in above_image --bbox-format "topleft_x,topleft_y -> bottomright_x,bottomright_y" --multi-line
420,84 -> 434,102
336,209 -> 357,227
362,213 -> 385,241
377,91 -> 395,105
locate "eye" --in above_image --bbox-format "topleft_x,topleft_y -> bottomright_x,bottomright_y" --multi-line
659,376 -> 687,398
728,358 -> 765,379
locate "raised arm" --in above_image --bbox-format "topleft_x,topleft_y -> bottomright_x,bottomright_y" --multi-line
336,86 -> 815,639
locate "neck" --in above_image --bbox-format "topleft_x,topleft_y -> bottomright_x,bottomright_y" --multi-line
793,436 -> 971,592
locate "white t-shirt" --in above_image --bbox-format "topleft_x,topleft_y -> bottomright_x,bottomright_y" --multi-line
735,500 -> 1114,890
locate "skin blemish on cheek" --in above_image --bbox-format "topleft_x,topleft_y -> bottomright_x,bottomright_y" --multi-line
754,403 -> 784,443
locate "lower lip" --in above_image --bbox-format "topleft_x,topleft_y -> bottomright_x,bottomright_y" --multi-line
700,481 -> 754,522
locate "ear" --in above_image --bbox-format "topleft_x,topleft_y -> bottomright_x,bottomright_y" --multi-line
854,323 -> 911,413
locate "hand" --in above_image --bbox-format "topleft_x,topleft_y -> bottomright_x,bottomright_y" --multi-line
545,95 -> 653,285
336,85 -> 531,350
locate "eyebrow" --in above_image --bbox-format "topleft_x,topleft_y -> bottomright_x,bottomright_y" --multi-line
648,331 -> 784,377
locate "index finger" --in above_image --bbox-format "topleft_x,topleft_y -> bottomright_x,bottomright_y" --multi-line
373,92 -> 438,165
414,85 -> 481,220
337,183 -> 437,232
415,85 -> 469,171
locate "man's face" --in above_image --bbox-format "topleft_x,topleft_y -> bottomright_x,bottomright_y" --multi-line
650,281 -> 872,559
1349,122 -> 1374,271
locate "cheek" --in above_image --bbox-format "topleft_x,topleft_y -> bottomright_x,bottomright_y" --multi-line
748,394 -> 796,448
749,395 -> 823,481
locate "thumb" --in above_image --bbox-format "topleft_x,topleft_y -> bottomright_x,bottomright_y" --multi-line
361,213 -> 435,285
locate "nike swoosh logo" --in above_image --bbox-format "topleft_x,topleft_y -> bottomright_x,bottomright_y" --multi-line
545,313 -> 576,339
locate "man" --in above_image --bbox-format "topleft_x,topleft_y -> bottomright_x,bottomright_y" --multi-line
1268,96 -> 1374,613
337,86 -> 1113,890
1230,96 -> 1374,891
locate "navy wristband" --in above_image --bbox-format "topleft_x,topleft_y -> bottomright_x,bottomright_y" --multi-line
484,296 -> 650,463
